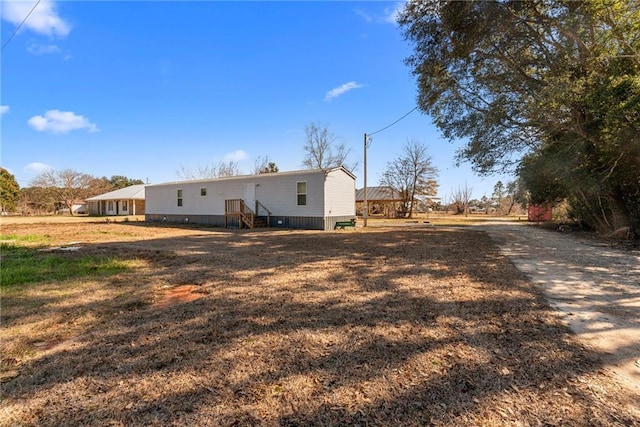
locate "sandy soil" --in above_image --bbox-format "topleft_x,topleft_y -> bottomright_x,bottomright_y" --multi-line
1,220 -> 639,426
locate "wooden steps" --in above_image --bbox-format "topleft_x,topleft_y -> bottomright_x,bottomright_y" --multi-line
225,199 -> 271,229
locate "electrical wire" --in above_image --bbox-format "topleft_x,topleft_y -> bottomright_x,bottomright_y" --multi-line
2,0 -> 41,51
367,106 -> 418,137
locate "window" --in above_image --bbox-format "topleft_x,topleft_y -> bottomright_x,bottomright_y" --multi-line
108,201 -> 114,211
122,200 -> 128,211
200,188 -> 207,197
296,181 -> 307,206
177,189 -> 183,207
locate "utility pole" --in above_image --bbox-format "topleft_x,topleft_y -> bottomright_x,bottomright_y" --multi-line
363,133 -> 368,227
363,106 -> 417,227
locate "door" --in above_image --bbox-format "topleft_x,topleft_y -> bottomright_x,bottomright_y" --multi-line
243,183 -> 256,213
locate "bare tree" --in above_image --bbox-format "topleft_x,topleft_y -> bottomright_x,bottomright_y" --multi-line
177,160 -> 240,180
252,156 -> 279,174
31,169 -> 93,215
451,183 -> 473,216
380,140 -> 439,218
332,143 -> 358,172
302,123 -> 357,172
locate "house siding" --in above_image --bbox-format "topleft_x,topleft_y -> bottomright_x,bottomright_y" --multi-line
146,213 -> 227,226
145,168 -> 355,230
134,200 -> 145,215
88,201 -> 100,216
146,173 -> 326,217
323,168 -> 356,217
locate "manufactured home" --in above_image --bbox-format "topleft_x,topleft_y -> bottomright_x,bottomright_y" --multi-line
86,184 -> 145,216
145,167 -> 356,230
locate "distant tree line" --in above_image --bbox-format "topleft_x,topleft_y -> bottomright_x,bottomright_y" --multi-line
0,167 -> 144,216
443,181 -> 526,216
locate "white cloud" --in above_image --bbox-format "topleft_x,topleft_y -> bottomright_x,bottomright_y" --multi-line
1,0 -> 71,37
383,2 -> 405,24
324,81 -> 364,102
223,150 -> 248,162
27,42 -> 61,55
0,105 -> 9,115
25,162 -> 53,174
28,110 -> 98,134
354,8 -> 373,23
354,2 -> 406,25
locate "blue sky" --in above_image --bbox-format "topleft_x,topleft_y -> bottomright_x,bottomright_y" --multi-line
1,0 -> 513,201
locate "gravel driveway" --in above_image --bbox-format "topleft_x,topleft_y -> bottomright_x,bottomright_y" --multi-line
477,221 -> 640,404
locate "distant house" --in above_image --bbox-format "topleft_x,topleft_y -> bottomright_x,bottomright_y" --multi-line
85,184 -> 145,216
355,186 -> 403,218
145,167 -> 356,230
72,203 -> 87,215
54,202 -> 87,215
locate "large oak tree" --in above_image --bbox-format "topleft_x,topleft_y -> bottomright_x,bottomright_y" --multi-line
400,0 -> 640,233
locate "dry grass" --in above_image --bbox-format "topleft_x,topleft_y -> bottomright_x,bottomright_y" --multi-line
366,213 -> 525,227
1,221 -> 638,426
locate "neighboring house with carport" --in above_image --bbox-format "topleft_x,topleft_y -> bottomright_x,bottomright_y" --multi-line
356,186 -> 403,218
54,202 -> 87,215
145,167 -> 356,230
85,184 -> 145,216
72,203 -> 87,215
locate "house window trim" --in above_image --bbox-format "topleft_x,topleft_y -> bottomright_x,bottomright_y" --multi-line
177,189 -> 183,207
122,200 -> 128,211
296,181 -> 307,206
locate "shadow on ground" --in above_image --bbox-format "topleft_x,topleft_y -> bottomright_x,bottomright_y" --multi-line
1,224 -> 638,426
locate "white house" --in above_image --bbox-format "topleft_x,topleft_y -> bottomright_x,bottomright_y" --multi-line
85,184 -> 146,216
145,167 -> 356,230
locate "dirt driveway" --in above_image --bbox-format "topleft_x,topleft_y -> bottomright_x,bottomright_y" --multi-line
477,222 -> 640,405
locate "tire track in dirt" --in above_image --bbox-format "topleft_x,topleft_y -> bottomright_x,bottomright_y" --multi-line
476,222 -> 640,412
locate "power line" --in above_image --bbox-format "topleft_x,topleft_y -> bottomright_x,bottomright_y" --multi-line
362,105 -> 419,227
367,106 -> 418,137
2,0 -> 41,52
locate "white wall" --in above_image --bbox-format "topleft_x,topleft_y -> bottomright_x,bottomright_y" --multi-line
145,180 -> 228,216
323,168 -> 356,217
254,171 -> 325,217
146,170 -> 347,217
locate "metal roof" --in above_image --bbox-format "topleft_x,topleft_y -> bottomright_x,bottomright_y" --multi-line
85,184 -> 146,201
355,186 -> 401,202
146,166 -> 356,187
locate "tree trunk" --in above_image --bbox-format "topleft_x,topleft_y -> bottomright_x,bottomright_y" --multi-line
66,200 -> 75,216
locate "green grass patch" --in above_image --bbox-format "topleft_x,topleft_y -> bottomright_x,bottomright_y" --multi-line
0,243 -> 132,290
0,233 -> 52,245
